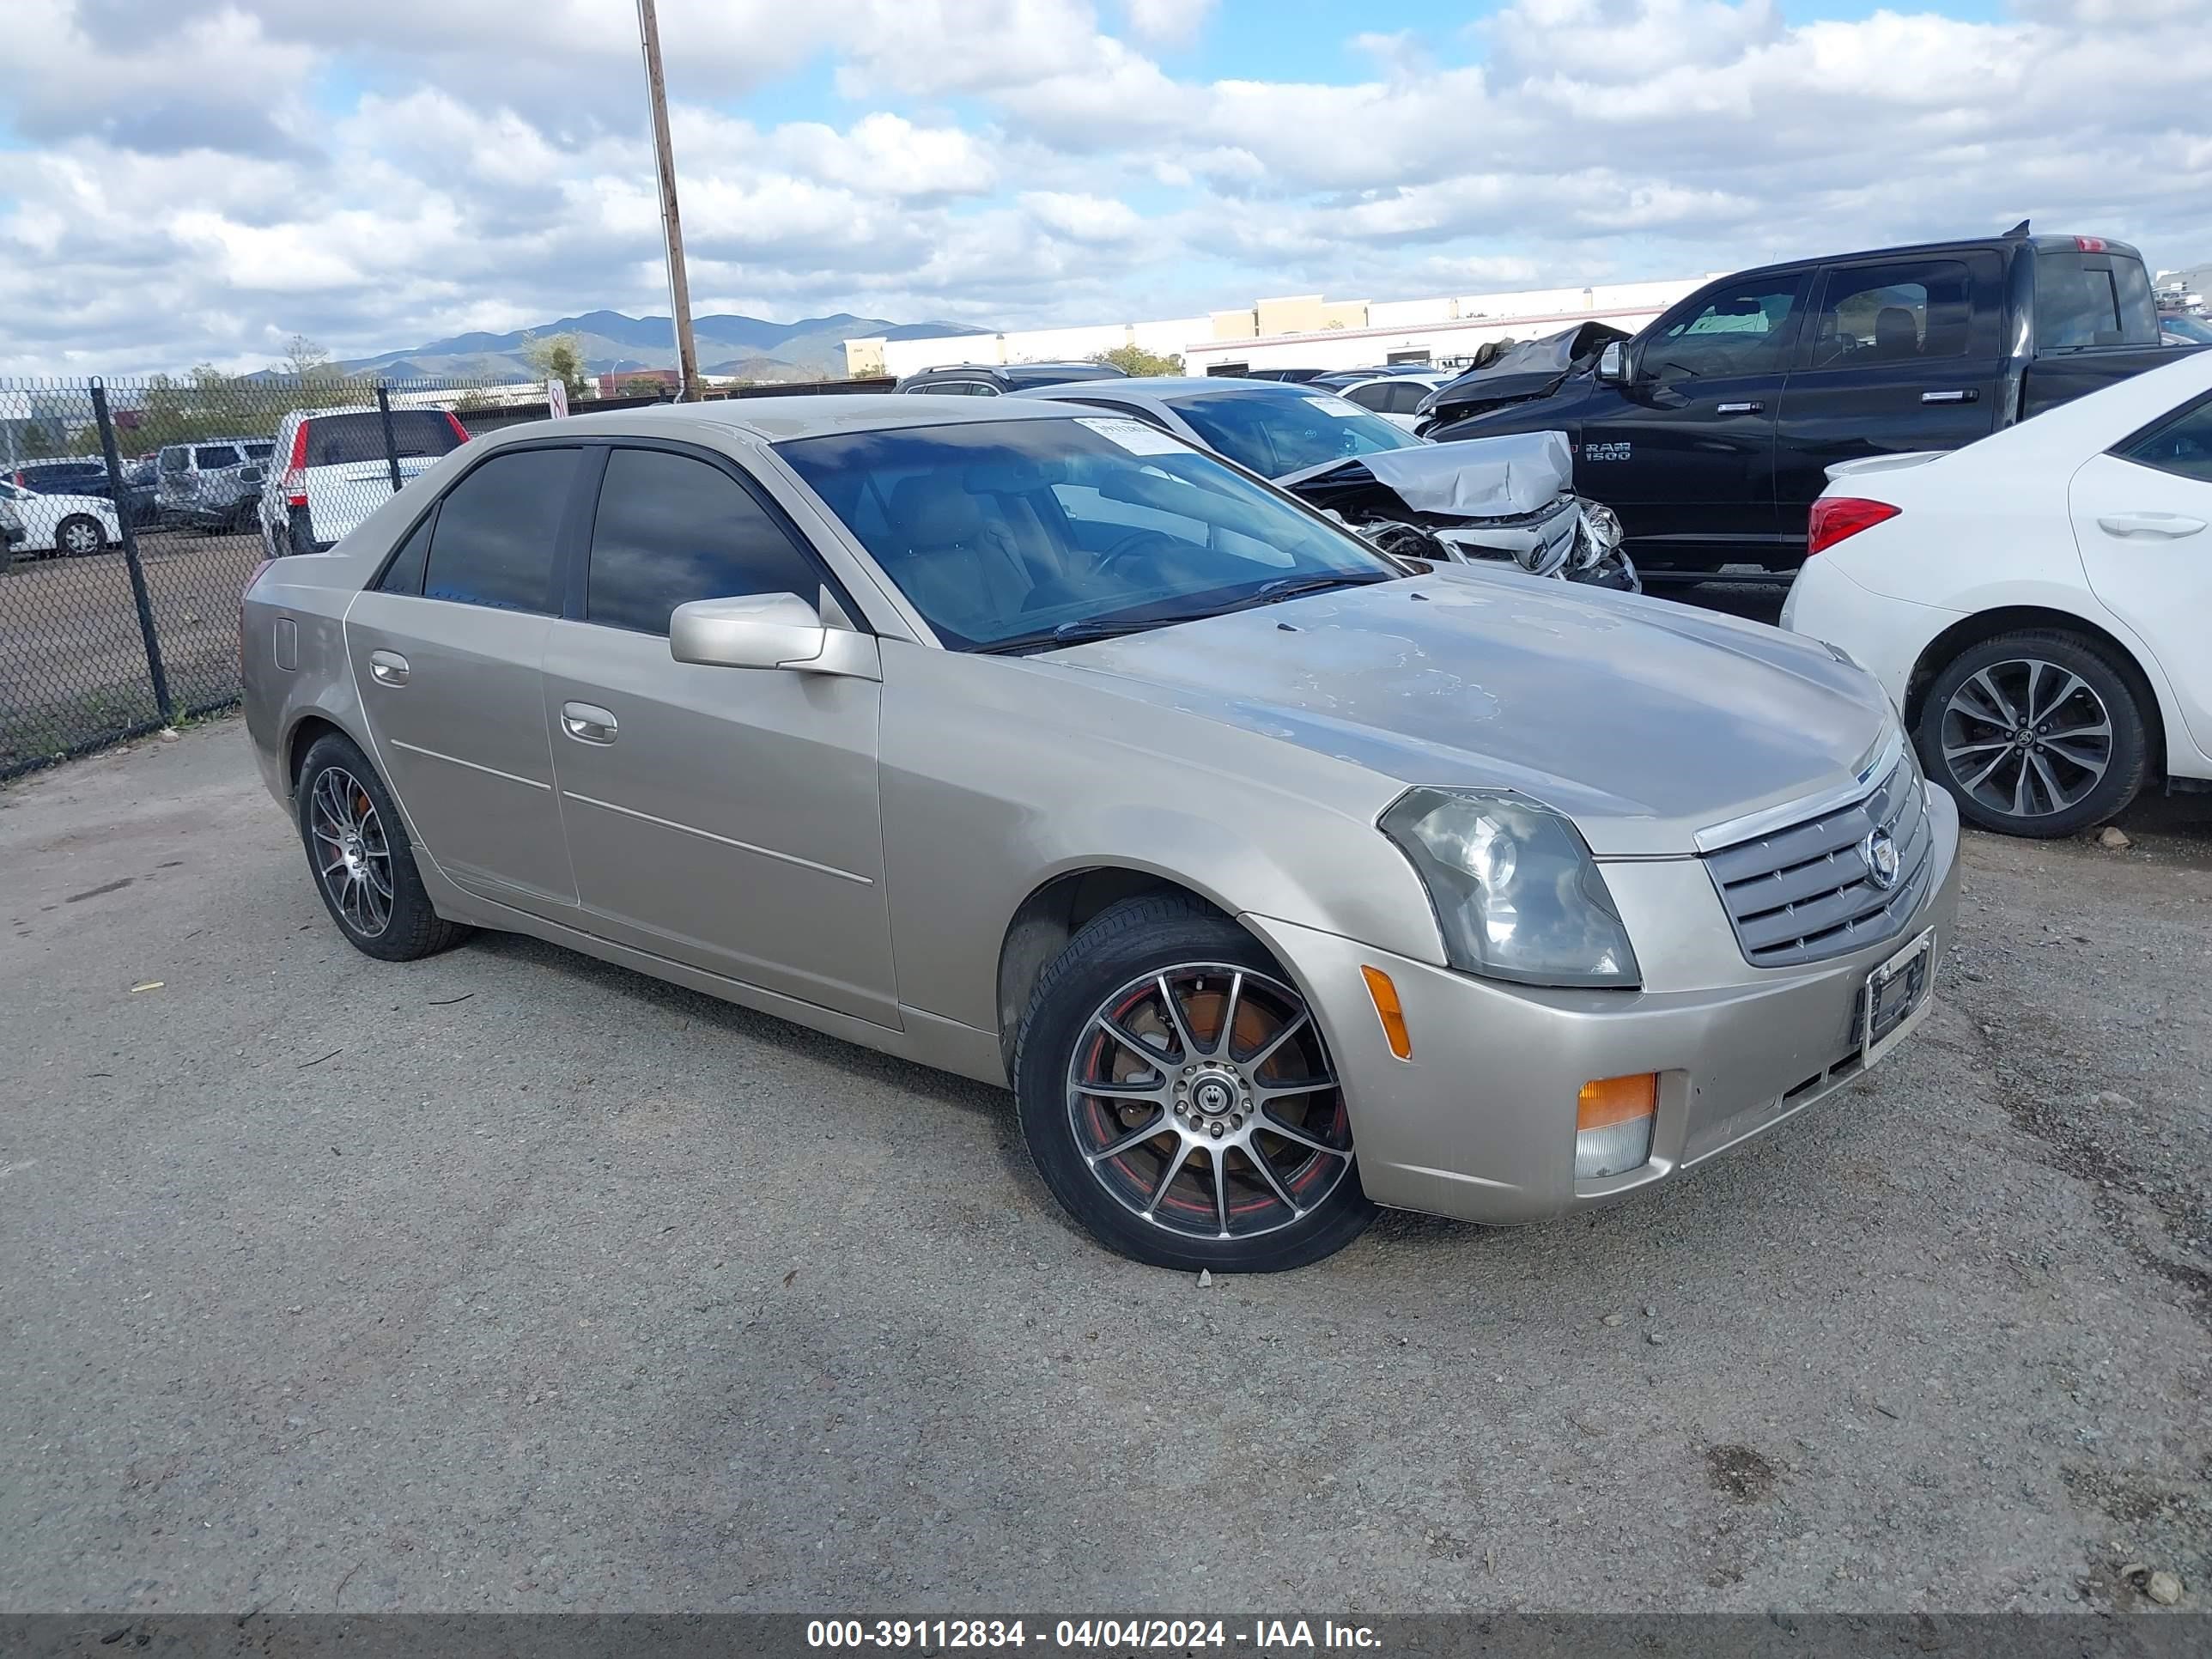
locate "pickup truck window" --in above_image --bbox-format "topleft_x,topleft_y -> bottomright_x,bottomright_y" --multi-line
1648,277 -> 1806,380
1807,261 -> 1972,367
2038,250 -> 2159,349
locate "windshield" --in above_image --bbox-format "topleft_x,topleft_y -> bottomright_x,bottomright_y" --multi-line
2161,314 -> 2212,345
775,416 -> 1400,652
1164,386 -> 1420,479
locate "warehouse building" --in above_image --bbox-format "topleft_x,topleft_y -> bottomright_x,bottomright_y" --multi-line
842,275 -> 1712,380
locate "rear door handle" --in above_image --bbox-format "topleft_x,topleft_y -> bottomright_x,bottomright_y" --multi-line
368,649 -> 409,686
1716,401 -> 1764,414
1920,389 -> 1978,404
2097,512 -> 2207,538
561,702 -> 618,744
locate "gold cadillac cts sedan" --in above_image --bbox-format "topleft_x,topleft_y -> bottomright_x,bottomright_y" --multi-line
242,396 -> 1958,1272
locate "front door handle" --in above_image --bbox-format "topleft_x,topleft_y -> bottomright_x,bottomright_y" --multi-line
368,649 -> 409,686
1920,389 -> 1978,404
561,702 -> 618,744
2097,512 -> 2207,539
1716,400 -> 1764,414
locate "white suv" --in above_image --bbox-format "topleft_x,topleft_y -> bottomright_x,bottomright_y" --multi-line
260,405 -> 471,556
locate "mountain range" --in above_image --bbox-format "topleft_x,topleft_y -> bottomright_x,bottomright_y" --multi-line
331,310 -> 988,383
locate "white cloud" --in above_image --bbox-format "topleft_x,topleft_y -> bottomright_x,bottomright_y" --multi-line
0,0 -> 2206,376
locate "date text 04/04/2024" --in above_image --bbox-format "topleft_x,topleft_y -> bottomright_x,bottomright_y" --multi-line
804,1619 -> 1382,1650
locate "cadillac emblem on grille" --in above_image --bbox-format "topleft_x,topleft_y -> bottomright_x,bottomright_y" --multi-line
1863,826 -> 1901,890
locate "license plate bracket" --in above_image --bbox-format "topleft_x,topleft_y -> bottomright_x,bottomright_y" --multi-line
1858,927 -> 1935,1067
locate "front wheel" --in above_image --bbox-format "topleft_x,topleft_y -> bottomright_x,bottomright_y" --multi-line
1916,629 -> 2149,837
1014,896 -> 1376,1272
56,514 -> 106,556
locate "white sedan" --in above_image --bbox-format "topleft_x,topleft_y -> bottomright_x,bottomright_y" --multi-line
0,479 -> 119,556
1783,345 -> 2212,837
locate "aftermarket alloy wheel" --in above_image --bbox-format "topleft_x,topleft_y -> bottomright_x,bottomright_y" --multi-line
1015,896 -> 1375,1272
1917,629 -> 2148,838
295,732 -> 471,961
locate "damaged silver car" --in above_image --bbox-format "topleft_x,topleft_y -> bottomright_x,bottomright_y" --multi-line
1014,377 -> 1637,589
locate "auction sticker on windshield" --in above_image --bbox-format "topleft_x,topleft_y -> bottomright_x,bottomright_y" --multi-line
1074,416 -> 1187,456
1301,396 -> 1364,416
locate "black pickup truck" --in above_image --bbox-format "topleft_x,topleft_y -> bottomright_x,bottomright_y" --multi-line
1421,226 -> 2196,579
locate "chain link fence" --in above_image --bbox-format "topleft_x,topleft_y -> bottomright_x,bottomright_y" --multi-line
0,372 -> 902,781
0,375 -> 634,779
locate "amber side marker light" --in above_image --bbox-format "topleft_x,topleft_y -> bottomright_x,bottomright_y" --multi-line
1359,966 -> 1412,1060
1576,1073 -> 1658,1179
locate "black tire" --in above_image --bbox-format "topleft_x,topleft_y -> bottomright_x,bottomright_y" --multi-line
1013,895 -> 1376,1272
295,732 -> 471,961
1916,629 -> 2148,838
55,514 -> 105,556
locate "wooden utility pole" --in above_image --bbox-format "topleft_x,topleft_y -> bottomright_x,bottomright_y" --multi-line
636,0 -> 702,401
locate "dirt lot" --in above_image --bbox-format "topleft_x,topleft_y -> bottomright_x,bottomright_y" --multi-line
2,720 -> 2207,1614
0,529 -> 264,775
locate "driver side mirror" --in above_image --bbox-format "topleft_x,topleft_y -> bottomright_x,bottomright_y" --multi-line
1596,342 -> 1631,385
669,592 -> 881,680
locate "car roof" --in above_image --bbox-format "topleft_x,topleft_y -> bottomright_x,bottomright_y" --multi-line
1011,376 -> 1331,407
471,393 -> 1092,449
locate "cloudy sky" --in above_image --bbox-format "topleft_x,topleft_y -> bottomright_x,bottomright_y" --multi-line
2,0 -> 2206,376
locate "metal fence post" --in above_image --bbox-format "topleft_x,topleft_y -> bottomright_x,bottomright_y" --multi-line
90,380 -> 174,727
376,383 -> 404,498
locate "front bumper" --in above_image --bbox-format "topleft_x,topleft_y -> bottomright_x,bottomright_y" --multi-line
1243,781 -> 1960,1224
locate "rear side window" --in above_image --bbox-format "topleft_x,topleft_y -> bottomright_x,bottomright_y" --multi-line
376,512 -> 434,594
586,447 -> 827,635
303,411 -> 465,467
422,448 -> 578,614
194,446 -> 241,468
2115,393 -> 2212,484
159,447 -> 188,473
2037,251 -> 2159,349
1806,260 -> 1973,367
1343,383 -> 1392,411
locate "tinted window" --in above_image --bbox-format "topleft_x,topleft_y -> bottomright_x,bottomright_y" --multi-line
1343,382 -> 1393,411
776,418 -> 1395,653
1649,277 -> 1807,379
2037,251 -> 2159,349
194,446 -> 241,468
377,511 -> 434,593
422,447 -> 576,613
586,448 -> 826,635
1807,261 -> 1972,367
159,447 -> 188,473
1385,382 -> 1431,414
304,411 -> 464,466
2117,393 -> 2212,484
244,441 -> 274,460
1170,387 -> 1419,477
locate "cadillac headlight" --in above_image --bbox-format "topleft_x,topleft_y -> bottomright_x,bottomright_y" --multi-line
1381,789 -> 1640,988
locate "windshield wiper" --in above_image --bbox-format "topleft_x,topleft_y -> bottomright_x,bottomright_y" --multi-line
1245,573 -> 1385,606
971,613 -> 1206,655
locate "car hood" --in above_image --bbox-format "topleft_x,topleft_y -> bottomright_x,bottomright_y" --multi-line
1046,569 -> 1897,857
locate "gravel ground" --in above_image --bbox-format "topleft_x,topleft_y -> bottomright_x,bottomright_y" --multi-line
3,718 -> 2208,1615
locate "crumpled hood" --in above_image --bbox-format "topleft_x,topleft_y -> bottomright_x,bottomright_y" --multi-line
1047,569 -> 1897,857
1276,430 -> 1573,519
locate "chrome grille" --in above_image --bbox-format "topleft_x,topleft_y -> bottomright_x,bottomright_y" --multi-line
1704,756 -> 1933,968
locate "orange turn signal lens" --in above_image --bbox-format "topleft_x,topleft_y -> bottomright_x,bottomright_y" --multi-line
1577,1072 -> 1659,1131
1360,966 -> 1412,1060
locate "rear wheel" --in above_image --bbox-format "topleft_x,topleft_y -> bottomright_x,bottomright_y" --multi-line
295,732 -> 471,961
56,514 -> 105,556
1014,896 -> 1376,1272
1916,629 -> 2148,837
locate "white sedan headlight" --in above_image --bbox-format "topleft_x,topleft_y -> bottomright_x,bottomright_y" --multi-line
1381,789 -> 1640,988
